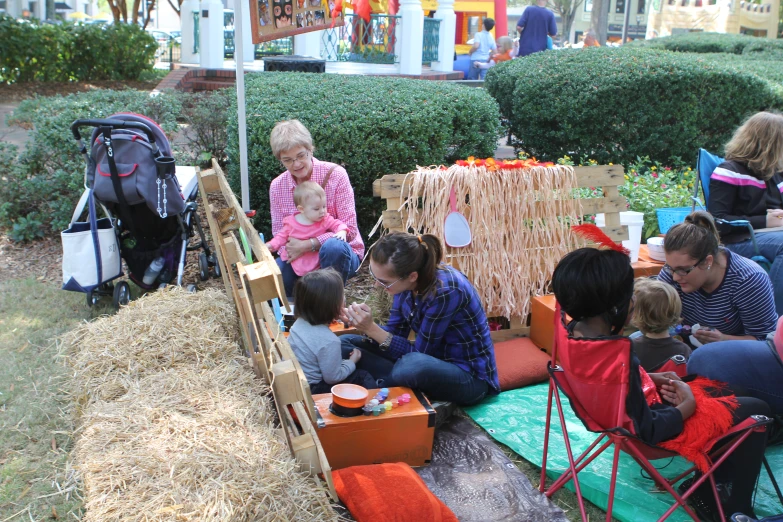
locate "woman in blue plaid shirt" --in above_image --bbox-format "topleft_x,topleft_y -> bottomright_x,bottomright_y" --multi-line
341,233 -> 500,405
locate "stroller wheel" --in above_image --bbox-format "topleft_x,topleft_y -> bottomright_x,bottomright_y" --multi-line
112,281 -> 131,309
210,255 -> 221,278
198,253 -> 209,281
186,284 -> 197,293
86,289 -> 100,308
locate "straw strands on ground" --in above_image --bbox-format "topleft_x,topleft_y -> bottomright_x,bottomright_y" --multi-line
402,165 -> 583,320
60,288 -> 338,521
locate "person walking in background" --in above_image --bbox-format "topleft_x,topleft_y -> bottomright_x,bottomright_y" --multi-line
467,18 -> 497,80
516,0 -> 557,57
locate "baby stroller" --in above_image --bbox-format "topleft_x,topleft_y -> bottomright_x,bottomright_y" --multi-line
65,113 -> 220,308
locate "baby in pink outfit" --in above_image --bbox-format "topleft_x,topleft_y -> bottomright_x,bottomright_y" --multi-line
266,181 -> 348,276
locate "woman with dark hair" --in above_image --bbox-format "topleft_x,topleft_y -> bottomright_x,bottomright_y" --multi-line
339,233 -> 499,405
658,211 -> 777,345
554,246 -> 771,520
709,111 -> 783,314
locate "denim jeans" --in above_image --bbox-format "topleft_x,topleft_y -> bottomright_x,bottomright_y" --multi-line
725,234 -> 783,315
276,238 -> 360,298
340,334 -> 490,405
467,61 -> 488,80
687,340 -> 783,413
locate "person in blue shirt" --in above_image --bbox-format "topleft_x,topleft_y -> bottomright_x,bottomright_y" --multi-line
516,0 -> 557,57
340,233 -> 500,405
467,18 -> 497,80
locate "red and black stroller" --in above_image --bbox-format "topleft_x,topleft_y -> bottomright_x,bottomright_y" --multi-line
63,113 -> 220,308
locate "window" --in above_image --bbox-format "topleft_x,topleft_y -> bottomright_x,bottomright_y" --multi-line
637,0 -> 646,13
585,0 -> 593,12
616,0 -> 626,12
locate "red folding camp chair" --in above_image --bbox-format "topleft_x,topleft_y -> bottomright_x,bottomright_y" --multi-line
650,354 -> 689,378
539,304 -> 772,522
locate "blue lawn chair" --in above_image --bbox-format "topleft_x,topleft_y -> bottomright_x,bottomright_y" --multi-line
690,149 -> 772,273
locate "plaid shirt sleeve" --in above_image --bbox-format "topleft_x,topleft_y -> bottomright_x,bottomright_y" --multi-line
269,175 -> 291,256
384,288 -> 464,360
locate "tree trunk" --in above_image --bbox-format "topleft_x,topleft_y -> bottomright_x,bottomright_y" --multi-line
167,0 -> 182,17
590,0 -> 609,44
45,0 -> 55,20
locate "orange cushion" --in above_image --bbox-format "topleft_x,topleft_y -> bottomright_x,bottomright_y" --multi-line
494,337 -> 551,391
333,463 -> 458,522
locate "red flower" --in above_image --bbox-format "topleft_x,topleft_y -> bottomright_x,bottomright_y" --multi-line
661,184 -> 668,188
651,172 -> 659,178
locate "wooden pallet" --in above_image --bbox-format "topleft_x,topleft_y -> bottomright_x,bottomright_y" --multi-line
372,165 -> 630,341
197,160 -> 337,500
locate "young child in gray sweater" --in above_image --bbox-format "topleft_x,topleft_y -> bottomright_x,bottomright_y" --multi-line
287,268 -> 377,394
631,278 -> 691,372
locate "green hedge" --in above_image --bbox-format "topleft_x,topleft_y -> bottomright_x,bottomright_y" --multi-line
226,73 -> 501,239
485,47 -> 782,164
1,90 -> 181,239
627,32 -> 783,57
0,15 -> 157,84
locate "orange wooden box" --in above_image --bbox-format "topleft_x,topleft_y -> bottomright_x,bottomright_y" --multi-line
530,295 -> 560,355
313,387 -> 435,471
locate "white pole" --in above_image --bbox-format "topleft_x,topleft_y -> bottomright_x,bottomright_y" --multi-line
234,0 -> 251,212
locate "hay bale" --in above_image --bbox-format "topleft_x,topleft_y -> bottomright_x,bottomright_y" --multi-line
73,363 -> 336,521
63,288 -> 338,521
61,288 -> 240,411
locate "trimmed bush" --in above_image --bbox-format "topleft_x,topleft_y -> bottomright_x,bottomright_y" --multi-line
485,47 -> 782,164
627,32 -> 783,56
226,73 -> 501,239
2,90 -> 181,236
0,15 -> 157,84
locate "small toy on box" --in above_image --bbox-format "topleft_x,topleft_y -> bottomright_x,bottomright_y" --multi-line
313,386 -> 435,470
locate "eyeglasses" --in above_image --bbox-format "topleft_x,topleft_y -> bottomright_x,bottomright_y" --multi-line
369,264 -> 402,290
661,257 -> 705,277
280,150 -> 310,168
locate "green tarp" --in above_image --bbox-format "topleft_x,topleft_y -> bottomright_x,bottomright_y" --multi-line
464,383 -> 782,522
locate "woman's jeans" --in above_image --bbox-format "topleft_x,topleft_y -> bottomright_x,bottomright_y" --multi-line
687,340 -> 783,413
340,334 -> 489,406
275,238 -> 360,298
725,235 -> 783,315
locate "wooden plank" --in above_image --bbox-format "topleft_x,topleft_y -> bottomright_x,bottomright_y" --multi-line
211,159 -> 291,311
372,178 -> 382,198
580,197 -> 627,216
223,235 -> 243,266
292,434 -> 322,475
376,165 -> 625,199
382,209 -> 403,230
200,168 -> 220,193
243,260 -> 282,305
272,360 -> 305,406
197,170 -> 232,302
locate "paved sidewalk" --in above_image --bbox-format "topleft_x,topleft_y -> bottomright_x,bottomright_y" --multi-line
0,103 -> 30,149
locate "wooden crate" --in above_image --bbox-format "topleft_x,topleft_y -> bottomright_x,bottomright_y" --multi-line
372,165 -> 630,341
197,160 -> 336,500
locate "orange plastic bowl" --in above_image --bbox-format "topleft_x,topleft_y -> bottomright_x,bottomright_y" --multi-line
331,383 -> 369,409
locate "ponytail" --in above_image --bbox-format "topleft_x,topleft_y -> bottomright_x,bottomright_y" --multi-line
663,211 -> 721,261
371,233 -> 443,293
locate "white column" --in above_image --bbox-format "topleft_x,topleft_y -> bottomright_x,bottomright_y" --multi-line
430,0 -> 455,72
240,1 -> 255,63
398,0 -> 424,75
199,0 -> 225,68
181,0 -> 199,64
294,30 -> 323,58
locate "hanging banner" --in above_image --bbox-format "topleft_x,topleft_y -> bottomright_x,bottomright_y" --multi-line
249,0 -> 345,43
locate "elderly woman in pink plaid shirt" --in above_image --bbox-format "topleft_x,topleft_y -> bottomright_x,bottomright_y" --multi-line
269,120 -> 365,298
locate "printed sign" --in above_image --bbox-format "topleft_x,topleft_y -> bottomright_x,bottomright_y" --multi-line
249,0 -> 344,43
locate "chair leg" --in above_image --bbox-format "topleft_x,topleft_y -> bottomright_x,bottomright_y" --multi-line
763,455 -> 783,506
552,385 -> 589,522
547,436 -> 611,495
540,379 -> 555,493
709,473 -> 726,522
606,443 -> 622,522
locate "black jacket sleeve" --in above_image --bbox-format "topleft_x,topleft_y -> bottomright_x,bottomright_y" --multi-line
709,163 -> 767,234
626,353 -> 684,445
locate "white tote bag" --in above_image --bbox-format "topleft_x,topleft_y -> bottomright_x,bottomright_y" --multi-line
61,189 -> 122,293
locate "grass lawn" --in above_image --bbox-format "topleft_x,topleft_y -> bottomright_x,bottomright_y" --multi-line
0,278 -> 96,520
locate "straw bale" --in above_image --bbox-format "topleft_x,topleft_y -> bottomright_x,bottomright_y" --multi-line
60,288 -> 240,412
64,288 -> 339,521
73,362 -> 337,521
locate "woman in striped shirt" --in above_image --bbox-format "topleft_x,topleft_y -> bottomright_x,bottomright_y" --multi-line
658,211 -> 778,344
708,111 -> 783,314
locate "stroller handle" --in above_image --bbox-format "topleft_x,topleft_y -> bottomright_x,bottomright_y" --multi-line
70,118 -> 157,144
